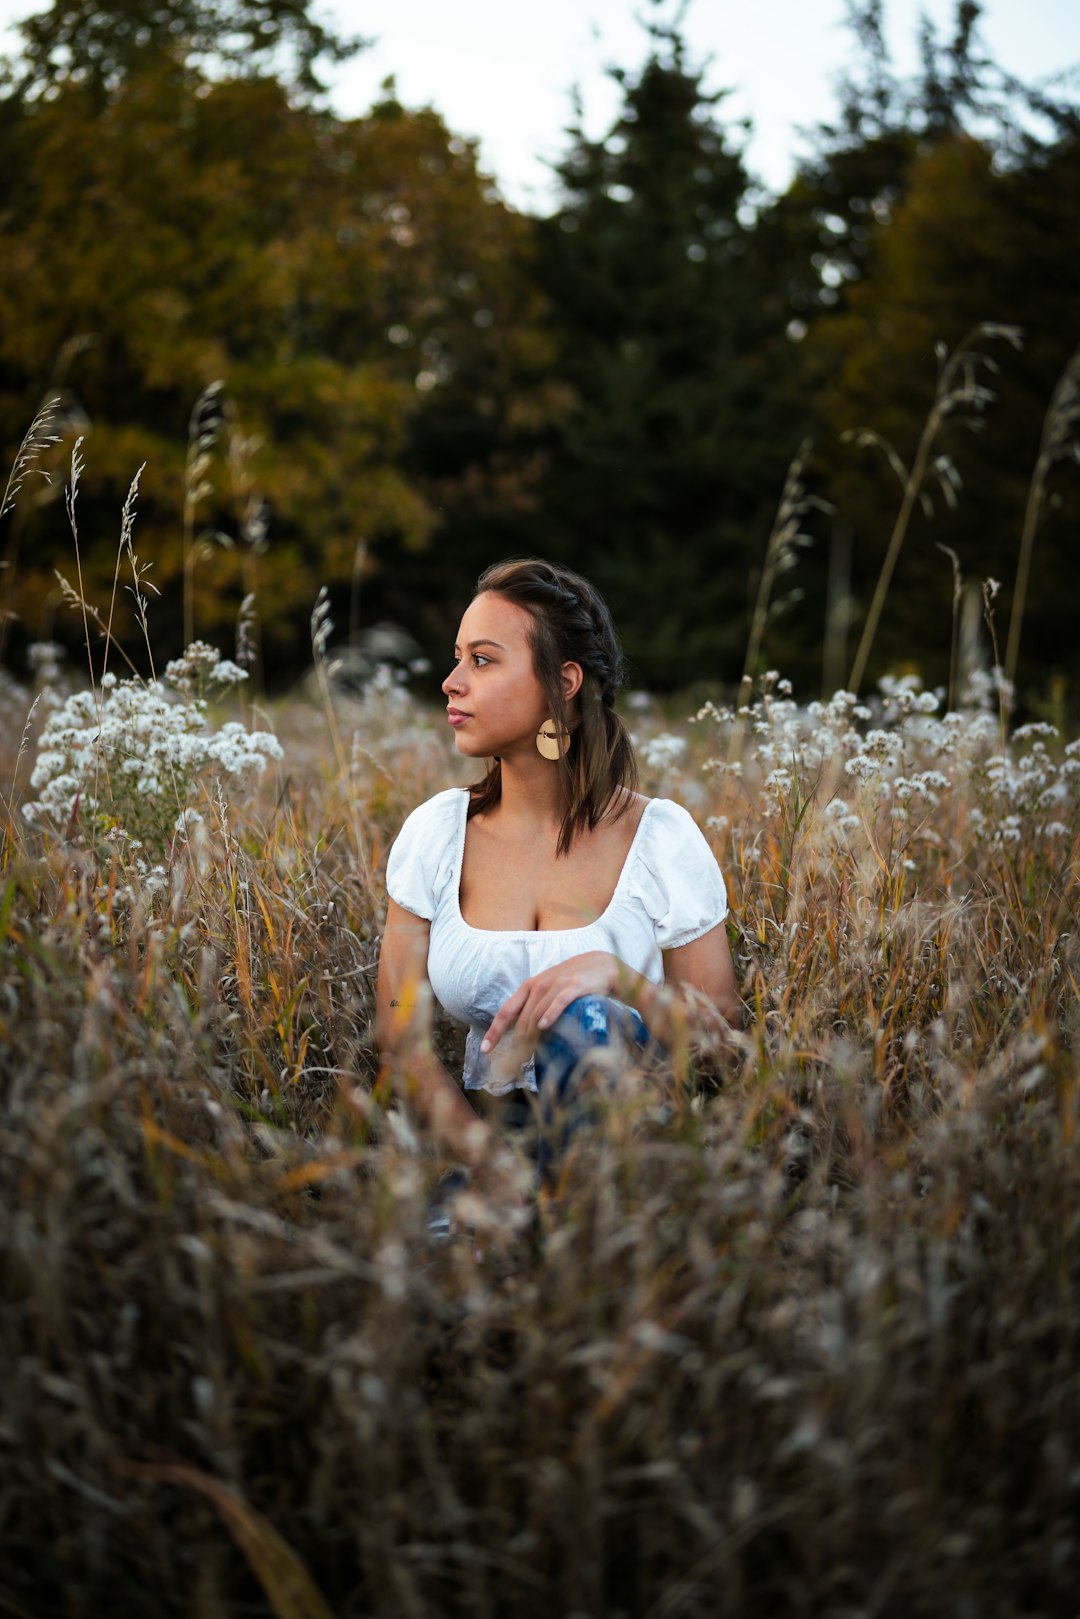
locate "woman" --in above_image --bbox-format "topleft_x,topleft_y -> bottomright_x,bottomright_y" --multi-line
375,559 -> 740,1198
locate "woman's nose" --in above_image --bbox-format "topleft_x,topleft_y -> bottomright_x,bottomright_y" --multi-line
442,663 -> 463,696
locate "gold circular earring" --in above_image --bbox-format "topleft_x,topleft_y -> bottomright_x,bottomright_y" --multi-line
536,720 -> 570,760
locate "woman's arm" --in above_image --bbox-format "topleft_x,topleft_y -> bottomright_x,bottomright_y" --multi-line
377,899 -> 516,1183
641,921 -> 744,1044
480,923 -> 742,1061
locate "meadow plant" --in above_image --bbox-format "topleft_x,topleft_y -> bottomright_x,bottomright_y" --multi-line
843,321 -> 1024,693
1,396 -> 1079,1618
21,641 -> 282,862
1,657 -> 1077,1617
0,397 -> 62,523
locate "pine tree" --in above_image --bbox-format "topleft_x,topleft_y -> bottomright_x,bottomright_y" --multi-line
535,14 -> 802,688
5,0 -> 362,101
777,0 -> 1080,699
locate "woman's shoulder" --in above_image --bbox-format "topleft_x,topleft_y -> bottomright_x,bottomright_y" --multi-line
629,793 -> 724,879
625,794 -> 728,942
386,788 -> 467,919
604,791 -> 707,860
636,793 -> 709,843
396,786 -> 468,837
608,788 -> 650,835
389,787 -> 468,869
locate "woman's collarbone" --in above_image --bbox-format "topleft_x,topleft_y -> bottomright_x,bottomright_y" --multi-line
461,830 -> 628,933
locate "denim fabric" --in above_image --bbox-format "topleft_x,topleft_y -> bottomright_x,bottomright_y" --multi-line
534,995 -> 653,1187
534,995 -> 650,1099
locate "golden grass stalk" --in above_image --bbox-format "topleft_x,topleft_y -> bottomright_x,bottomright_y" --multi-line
846,322 -> 1022,695
1005,341 -> 1080,689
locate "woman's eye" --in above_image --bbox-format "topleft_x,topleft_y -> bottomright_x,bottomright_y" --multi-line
473,654 -> 490,667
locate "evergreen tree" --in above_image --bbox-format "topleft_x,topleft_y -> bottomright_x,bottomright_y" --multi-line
5,0 -> 361,101
534,13 -> 802,688
778,0 -> 1080,333
810,131 -> 1080,700
0,60 -> 552,670
762,0 -> 1080,700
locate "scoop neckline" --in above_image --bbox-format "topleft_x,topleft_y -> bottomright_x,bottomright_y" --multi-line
452,791 -> 659,938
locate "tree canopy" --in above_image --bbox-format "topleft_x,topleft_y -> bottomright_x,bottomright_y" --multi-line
5,0 -> 363,99
530,20 -> 803,685
775,1 -> 1080,697
1,0 -> 1078,707
0,54 -> 553,666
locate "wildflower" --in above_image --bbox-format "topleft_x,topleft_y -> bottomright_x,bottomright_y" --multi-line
22,645 -> 283,858
996,815 -> 1023,843
640,732 -> 690,774
26,641 -> 65,687
764,767 -> 793,794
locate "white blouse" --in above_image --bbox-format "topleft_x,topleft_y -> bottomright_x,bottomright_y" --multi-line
386,788 -> 728,1095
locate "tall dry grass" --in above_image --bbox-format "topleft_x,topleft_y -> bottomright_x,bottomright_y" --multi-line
1,653 -> 1077,1618
1,381 -> 1079,1616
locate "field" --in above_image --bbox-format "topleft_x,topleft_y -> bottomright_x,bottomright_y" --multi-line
0,613 -> 1077,1619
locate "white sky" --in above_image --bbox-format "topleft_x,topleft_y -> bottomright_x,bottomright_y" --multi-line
1,0 -> 1078,205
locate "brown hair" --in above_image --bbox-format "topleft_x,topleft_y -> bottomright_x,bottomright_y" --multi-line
467,558 -> 638,855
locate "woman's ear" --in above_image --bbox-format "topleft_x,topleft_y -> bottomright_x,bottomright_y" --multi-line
561,661 -> 584,703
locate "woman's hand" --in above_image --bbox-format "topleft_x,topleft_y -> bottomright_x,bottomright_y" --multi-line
479,925 -> 743,1087
480,949 -> 622,1068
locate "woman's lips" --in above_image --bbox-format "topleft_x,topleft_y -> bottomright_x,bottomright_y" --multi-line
447,708 -> 470,727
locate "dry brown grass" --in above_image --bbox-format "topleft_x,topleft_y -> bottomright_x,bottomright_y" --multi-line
0,649 -> 1077,1617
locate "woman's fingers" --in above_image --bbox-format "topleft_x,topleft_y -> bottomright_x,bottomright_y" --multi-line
519,973 -> 583,1035
481,985 -> 528,1052
535,986 -> 577,1029
483,953 -> 620,1053
533,953 -> 616,1028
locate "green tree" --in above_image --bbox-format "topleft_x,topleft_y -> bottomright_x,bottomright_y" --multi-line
5,0 -> 362,100
0,59 -> 553,671
808,131 -> 1080,699
757,0 -> 1080,699
532,14 -> 802,688
772,0 -> 1079,327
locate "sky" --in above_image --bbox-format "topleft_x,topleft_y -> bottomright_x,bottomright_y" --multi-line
1,0 -> 1078,206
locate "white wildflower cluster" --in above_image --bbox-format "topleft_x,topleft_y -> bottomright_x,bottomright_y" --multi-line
348,662 -> 439,757
3,642 -> 71,726
961,665 -> 1015,714
694,672 -> 1079,860
629,719 -> 708,805
877,672 -> 944,720
966,728 -> 1080,851
21,643 -> 282,858
639,731 -> 689,774
163,639 -> 250,701
26,640 -> 66,690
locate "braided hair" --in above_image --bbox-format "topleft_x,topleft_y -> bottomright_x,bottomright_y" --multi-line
468,558 -> 638,855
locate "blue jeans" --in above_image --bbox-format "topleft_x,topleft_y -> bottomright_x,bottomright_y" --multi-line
534,995 -> 653,1188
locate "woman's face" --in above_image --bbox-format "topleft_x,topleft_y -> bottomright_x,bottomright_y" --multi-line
441,591 -> 551,758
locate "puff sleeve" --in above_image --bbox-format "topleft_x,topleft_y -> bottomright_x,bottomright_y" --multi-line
385,788 -> 465,921
629,798 -> 728,950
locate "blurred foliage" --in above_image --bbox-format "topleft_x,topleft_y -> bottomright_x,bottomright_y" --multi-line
805,134 -> 1080,696
1,0 -> 364,99
0,58 -> 555,669
524,18 -> 804,687
773,0 -> 1080,705
0,0 -> 1079,705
